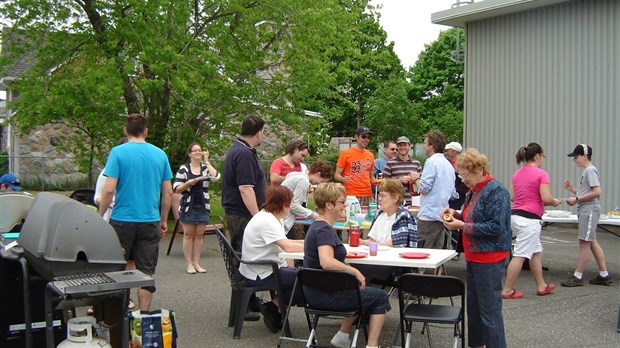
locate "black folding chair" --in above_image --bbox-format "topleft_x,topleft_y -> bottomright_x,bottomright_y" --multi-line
296,269 -> 368,348
215,229 -> 282,339
397,273 -> 465,348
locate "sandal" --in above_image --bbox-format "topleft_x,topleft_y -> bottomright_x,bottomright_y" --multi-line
501,289 -> 524,299
536,283 -> 556,296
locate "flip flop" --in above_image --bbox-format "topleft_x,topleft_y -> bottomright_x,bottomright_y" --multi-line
501,289 -> 524,299
536,283 -> 556,296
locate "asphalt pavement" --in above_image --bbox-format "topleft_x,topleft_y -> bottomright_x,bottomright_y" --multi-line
148,223 -> 620,347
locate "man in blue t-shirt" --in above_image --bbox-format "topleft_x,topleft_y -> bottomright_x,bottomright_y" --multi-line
222,115 -> 267,252
99,114 -> 173,311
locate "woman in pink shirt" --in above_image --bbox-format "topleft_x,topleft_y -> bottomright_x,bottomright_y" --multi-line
502,143 -> 561,299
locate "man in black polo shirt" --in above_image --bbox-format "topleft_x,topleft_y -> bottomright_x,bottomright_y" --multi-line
222,115 -> 267,321
222,115 -> 267,251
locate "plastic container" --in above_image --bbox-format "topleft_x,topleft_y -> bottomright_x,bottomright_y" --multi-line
367,202 -> 378,222
345,196 -> 361,223
349,226 -> 361,247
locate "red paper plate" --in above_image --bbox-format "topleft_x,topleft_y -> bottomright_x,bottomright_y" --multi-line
346,252 -> 368,259
399,252 -> 430,259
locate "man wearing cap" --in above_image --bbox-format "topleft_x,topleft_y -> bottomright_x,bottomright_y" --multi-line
334,126 -> 375,206
445,142 -> 468,210
0,173 -> 23,191
383,136 -> 421,205
410,130 -> 456,256
561,144 -> 612,287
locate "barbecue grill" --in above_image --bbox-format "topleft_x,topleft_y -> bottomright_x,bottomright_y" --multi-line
17,192 -> 126,280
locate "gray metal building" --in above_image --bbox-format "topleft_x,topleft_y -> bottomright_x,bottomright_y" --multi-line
432,0 -> 619,213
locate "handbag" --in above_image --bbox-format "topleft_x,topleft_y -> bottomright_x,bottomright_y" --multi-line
129,309 -> 178,348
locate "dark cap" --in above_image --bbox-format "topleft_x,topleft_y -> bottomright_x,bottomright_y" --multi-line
567,144 -> 592,157
355,126 -> 372,136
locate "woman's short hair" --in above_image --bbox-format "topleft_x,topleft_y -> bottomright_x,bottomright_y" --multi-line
309,161 -> 332,179
285,140 -> 309,156
456,148 -> 489,176
263,186 -> 294,215
378,179 -> 405,206
313,182 -> 346,210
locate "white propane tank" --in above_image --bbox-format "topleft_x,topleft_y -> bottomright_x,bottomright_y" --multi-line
57,317 -> 111,348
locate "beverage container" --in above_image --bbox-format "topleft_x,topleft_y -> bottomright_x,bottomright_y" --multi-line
368,241 -> 378,256
345,196 -> 361,222
367,202 -> 378,222
348,225 -> 361,247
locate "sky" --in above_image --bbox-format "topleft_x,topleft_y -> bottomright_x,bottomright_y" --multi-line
372,0 -> 456,68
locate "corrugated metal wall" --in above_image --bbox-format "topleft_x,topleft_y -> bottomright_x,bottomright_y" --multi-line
464,0 -> 619,212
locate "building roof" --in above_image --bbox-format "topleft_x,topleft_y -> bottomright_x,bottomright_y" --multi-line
431,0 -> 575,27
0,27 -> 37,91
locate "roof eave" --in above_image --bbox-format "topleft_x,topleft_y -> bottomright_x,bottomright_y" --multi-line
431,0 -> 576,28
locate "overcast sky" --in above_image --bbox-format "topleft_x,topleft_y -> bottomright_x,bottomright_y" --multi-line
372,0 -> 455,68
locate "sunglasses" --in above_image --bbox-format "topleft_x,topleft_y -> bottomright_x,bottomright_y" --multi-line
359,134 -> 371,139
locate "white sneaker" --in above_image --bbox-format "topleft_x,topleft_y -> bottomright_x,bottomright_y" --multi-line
330,333 -> 351,348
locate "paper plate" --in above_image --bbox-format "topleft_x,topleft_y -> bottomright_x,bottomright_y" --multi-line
399,252 -> 430,259
346,251 -> 368,259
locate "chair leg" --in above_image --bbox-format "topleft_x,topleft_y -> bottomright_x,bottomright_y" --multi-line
233,290 -> 255,339
166,219 -> 181,255
405,331 -> 412,348
228,289 -> 236,327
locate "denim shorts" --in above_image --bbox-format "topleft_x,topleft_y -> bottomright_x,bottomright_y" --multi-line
180,209 -> 210,224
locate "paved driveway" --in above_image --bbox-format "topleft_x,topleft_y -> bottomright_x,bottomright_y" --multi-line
150,224 -> 620,347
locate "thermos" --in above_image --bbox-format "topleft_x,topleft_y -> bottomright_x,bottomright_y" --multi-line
349,225 -> 361,247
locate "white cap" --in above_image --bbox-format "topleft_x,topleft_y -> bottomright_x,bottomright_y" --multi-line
445,142 -> 463,152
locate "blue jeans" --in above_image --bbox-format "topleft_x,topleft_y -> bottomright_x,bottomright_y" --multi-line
466,260 -> 507,348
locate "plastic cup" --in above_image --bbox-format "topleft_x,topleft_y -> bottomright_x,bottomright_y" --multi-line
355,213 -> 366,225
368,242 -> 378,256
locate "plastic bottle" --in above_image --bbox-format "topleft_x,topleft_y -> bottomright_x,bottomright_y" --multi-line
344,196 -> 360,223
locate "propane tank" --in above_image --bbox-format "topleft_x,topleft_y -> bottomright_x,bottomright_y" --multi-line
57,316 -> 111,348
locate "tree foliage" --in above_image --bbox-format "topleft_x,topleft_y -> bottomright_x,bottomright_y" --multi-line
298,1 -> 406,137
407,28 -> 464,142
0,0 -> 375,170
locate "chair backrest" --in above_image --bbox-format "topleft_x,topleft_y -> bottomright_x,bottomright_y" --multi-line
298,268 -> 360,293
215,228 -> 241,282
398,274 -> 465,299
69,188 -> 96,206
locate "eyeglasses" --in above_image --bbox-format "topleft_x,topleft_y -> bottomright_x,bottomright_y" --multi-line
360,134 -> 371,139
190,149 -> 202,153
388,148 -> 398,151
458,172 -> 471,179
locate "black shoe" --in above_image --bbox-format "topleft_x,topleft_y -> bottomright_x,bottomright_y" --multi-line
259,301 -> 282,333
244,311 -> 260,321
248,296 -> 262,312
589,275 -> 612,285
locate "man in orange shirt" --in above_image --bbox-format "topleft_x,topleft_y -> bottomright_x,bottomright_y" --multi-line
334,126 -> 375,206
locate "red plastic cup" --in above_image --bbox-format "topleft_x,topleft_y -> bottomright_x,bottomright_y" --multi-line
349,226 -> 360,247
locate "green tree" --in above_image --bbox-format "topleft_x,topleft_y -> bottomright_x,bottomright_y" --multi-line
407,28 -> 464,142
0,0 -> 363,169
364,75 -> 418,143
297,1 -> 405,137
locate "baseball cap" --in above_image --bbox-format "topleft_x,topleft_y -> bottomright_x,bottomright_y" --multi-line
445,142 -> 463,152
0,173 -> 23,191
567,144 -> 592,157
355,126 -> 372,136
396,136 -> 410,144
